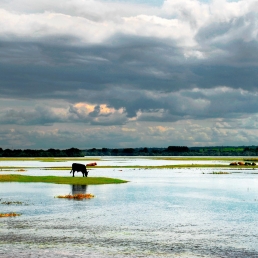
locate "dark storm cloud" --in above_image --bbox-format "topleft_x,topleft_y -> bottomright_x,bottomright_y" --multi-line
3,86 -> 258,128
1,36 -> 256,103
1,32 -> 257,103
0,106 -> 66,125
0,103 -> 127,126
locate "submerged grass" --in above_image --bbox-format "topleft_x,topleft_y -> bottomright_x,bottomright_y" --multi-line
0,168 -> 27,172
0,174 -> 128,185
1,201 -> 24,205
0,212 -> 21,217
211,171 -> 232,174
56,193 -> 95,199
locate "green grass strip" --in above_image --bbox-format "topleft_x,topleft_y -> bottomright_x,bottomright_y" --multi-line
0,175 -> 128,185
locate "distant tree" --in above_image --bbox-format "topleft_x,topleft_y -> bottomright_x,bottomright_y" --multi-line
167,146 -> 189,152
151,149 -> 161,154
122,148 -> 135,155
140,147 -> 148,153
65,148 -> 83,157
111,149 -> 119,154
89,148 -> 97,152
2,149 -> 12,157
23,149 -> 39,157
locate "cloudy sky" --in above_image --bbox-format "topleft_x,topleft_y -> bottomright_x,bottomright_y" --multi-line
0,0 -> 258,149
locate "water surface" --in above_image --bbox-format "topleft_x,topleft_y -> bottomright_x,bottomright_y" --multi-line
1,157 -> 258,257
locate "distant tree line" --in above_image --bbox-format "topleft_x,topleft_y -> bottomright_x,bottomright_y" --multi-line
83,146 -> 258,156
1,146 -> 258,157
0,148 -> 83,157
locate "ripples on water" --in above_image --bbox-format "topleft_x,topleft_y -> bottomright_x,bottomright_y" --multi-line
1,158 -> 258,257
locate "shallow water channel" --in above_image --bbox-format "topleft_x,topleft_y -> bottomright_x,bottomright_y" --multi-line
1,157 -> 258,257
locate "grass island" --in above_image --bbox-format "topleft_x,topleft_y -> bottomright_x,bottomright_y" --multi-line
0,174 -> 128,185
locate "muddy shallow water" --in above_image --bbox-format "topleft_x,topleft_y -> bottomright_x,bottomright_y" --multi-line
1,157 -> 258,257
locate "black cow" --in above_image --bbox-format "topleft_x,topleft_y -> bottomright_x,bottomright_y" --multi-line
70,163 -> 88,177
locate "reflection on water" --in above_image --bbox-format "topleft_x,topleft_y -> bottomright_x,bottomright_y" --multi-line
71,184 -> 87,195
1,157 -> 258,257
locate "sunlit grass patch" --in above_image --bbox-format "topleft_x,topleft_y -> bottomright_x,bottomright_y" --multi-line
0,212 -> 21,217
56,193 -> 95,200
0,174 -> 128,185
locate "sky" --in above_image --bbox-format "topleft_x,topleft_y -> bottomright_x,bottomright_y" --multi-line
0,0 -> 258,149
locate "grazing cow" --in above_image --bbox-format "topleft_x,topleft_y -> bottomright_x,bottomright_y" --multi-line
230,162 -> 238,166
238,162 -> 245,166
252,162 -> 256,166
245,162 -> 252,166
70,163 -> 88,177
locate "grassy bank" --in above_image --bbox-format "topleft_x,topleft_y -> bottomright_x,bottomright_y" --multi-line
0,175 -> 128,185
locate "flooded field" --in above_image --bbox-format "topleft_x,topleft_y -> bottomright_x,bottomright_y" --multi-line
1,157 -> 258,257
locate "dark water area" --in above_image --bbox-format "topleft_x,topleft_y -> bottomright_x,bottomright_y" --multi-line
1,162 -> 258,257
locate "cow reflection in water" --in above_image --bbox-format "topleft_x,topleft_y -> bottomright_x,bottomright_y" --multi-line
72,185 -> 88,195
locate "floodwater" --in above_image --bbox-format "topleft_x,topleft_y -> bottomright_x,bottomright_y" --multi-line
0,156 -> 231,168
1,157 -> 258,257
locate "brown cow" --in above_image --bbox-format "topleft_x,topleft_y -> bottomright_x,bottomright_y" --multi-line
86,162 -> 97,166
230,162 -> 238,166
238,162 -> 245,165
